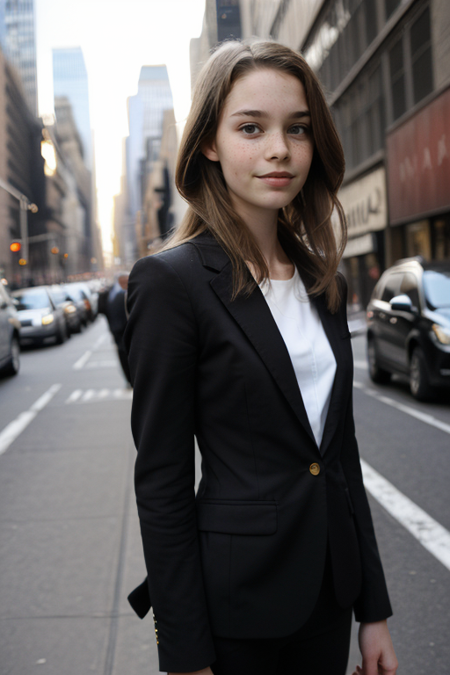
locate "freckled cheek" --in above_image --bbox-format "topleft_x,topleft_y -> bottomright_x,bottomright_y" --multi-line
293,146 -> 314,171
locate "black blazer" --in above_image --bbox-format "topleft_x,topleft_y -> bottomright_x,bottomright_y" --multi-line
124,231 -> 392,673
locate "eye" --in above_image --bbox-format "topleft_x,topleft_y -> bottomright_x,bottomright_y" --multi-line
240,123 -> 261,136
288,124 -> 310,136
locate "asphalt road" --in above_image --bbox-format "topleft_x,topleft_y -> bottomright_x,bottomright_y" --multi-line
0,322 -> 449,674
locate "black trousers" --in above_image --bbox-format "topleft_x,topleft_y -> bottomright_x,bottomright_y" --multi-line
211,546 -> 353,675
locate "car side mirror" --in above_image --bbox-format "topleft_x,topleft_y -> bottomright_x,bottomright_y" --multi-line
390,294 -> 415,312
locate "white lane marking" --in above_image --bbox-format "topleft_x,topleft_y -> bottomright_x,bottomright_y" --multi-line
73,350 -> 92,370
31,384 -> 61,411
354,360 -> 368,370
92,333 -> 108,350
82,389 -> 96,402
0,384 -> 61,456
361,459 -> 450,571
84,360 -> 117,369
66,389 -> 83,404
353,381 -> 450,435
65,388 -> 132,404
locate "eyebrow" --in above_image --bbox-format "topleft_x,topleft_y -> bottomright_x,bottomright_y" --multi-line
230,109 -> 311,119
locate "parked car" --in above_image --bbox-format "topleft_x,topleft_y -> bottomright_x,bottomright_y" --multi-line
64,283 -> 95,324
68,282 -> 98,320
0,282 -> 21,376
48,285 -> 81,335
12,286 -> 69,346
366,257 -> 450,400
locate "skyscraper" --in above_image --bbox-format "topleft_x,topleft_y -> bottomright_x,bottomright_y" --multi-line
0,0 -> 38,115
52,47 -> 92,170
126,65 -> 173,218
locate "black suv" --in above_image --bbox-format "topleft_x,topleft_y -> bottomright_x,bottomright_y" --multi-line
366,257 -> 450,401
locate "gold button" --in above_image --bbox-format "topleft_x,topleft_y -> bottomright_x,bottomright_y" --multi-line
309,463 -> 320,476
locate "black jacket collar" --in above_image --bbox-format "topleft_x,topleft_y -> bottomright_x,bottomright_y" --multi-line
189,229 -> 346,456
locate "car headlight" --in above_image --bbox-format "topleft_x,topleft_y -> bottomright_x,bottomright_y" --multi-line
42,314 -> 54,325
64,305 -> 76,314
432,324 -> 450,345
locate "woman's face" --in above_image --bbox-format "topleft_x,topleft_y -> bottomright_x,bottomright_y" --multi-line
203,67 -> 314,222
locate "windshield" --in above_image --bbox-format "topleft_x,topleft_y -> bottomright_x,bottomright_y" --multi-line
423,270 -> 450,309
65,287 -> 82,301
14,290 -> 50,311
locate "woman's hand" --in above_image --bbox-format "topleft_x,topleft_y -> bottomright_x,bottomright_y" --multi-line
351,620 -> 398,675
168,669 -> 214,675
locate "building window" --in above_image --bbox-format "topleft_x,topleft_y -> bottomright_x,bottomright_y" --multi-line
335,61 -> 384,171
389,38 -> 406,121
410,7 -> 433,104
310,0 -> 381,93
366,66 -> 384,156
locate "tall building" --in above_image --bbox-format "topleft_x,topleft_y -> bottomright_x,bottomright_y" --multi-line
299,0 -> 450,308
0,49 -> 42,285
0,0 -> 38,115
126,65 -> 173,220
53,96 -> 93,276
112,65 -> 174,265
190,0 -> 243,88
52,47 -> 92,171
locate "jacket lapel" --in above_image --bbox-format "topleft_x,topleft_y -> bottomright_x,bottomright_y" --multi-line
192,232 -> 345,455
312,294 -> 347,456
209,261 -> 317,447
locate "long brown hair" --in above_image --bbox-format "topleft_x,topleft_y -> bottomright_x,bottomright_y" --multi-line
166,40 -> 347,312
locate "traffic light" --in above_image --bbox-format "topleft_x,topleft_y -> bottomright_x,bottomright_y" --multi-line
10,241 -> 21,253
51,246 -> 59,255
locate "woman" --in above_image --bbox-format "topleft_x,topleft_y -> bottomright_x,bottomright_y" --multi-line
124,40 -> 398,675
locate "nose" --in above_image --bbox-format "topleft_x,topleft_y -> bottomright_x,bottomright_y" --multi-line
265,131 -> 290,161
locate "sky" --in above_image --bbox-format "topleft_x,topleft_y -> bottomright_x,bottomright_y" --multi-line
35,0 -> 206,259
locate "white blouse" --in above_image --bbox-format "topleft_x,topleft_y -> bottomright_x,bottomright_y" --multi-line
260,267 -> 337,448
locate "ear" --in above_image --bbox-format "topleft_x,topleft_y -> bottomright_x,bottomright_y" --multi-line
201,138 -> 220,162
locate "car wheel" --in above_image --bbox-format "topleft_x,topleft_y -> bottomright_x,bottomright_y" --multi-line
410,347 -> 434,401
367,338 -> 391,384
3,336 -> 20,376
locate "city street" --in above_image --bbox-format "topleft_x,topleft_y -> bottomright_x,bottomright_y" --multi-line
0,321 -> 449,675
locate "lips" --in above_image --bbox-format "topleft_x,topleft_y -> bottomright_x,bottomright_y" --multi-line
256,172 -> 295,187
258,172 -> 294,178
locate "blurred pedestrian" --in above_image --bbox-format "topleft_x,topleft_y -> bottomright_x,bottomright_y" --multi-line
124,41 -> 397,675
104,271 -> 131,386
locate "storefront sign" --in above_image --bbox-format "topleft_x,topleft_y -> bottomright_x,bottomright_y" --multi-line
338,167 -> 387,238
386,86 -> 450,225
342,233 -> 376,259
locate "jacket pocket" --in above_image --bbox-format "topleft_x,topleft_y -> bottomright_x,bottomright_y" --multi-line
196,499 -> 278,535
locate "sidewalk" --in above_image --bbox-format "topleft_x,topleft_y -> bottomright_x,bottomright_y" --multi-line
0,331 -> 160,675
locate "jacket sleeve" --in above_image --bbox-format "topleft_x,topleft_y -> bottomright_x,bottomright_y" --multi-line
338,276 -> 393,623
123,254 -> 216,673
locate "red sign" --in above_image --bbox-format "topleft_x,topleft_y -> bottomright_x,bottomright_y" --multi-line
386,86 -> 450,224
